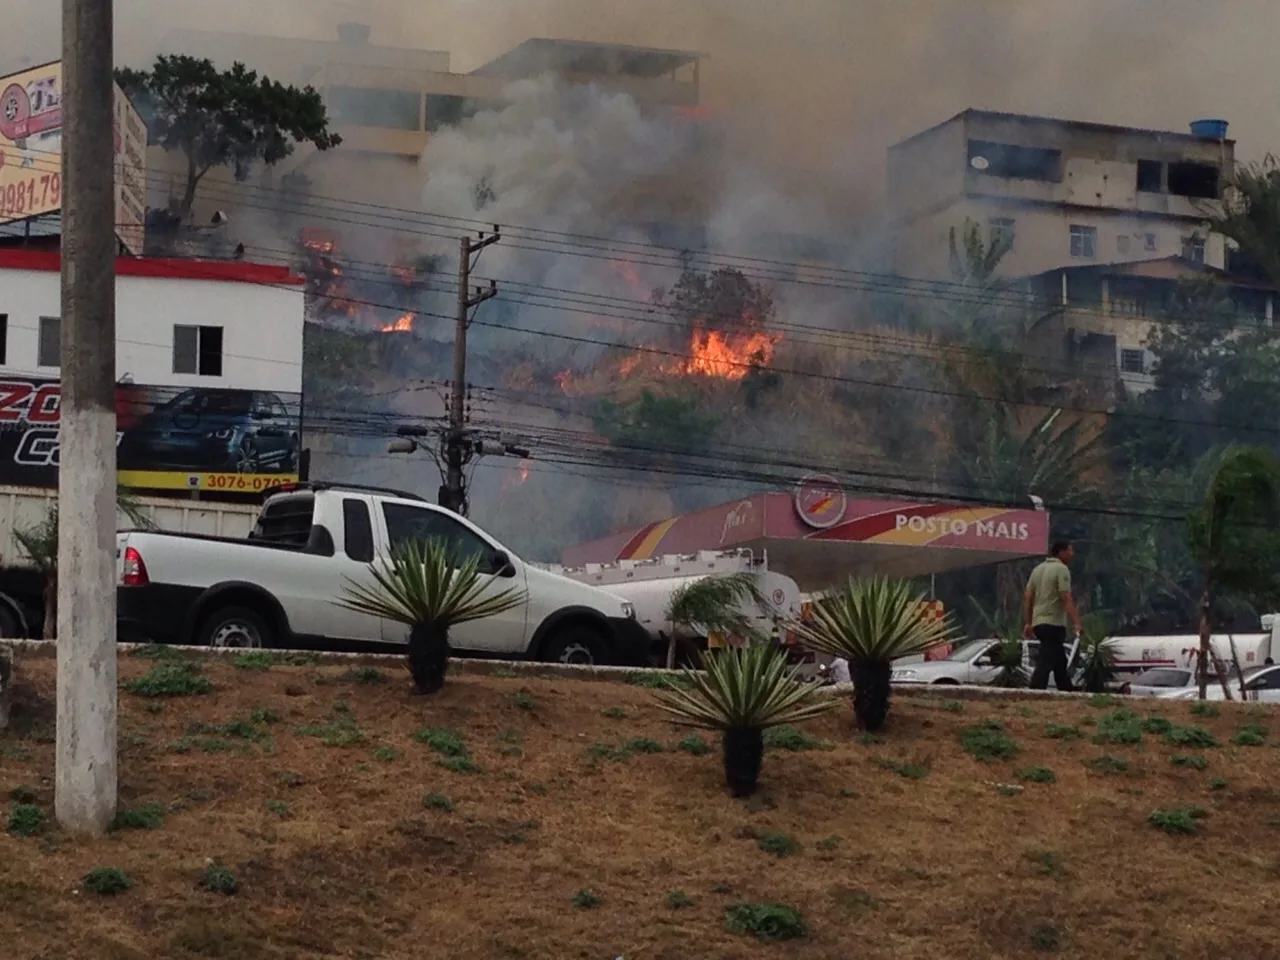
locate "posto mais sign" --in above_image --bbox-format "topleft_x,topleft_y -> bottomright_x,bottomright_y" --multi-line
894,512 -> 1033,542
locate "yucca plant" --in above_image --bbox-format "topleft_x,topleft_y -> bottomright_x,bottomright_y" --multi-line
790,577 -> 958,731
337,538 -> 527,695
654,643 -> 834,797
1075,612 -> 1119,693
663,572 -> 768,668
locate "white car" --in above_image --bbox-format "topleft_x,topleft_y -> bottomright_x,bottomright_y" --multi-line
890,637 -> 1079,690
116,482 -> 649,666
1156,664 -> 1280,701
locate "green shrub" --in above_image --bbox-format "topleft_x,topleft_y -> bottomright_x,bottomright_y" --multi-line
1030,925 -> 1062,951
960,720 -> 1018,761
1165,725 -> 1217,748
676,735 -> 711,756
1087,754 -> 1128,774
231,651 -> 277,671
423,792 -> 454,812
1170,754 -> 1208,770
756,831 -> 801,857
264,799 -> 290,817
124,662 -> 212,697
1190,701 -> 1218,718
373,747 -> 399,762
341,666 -> 385,684
132,643 -> 182,660
764,725 -> 825,751
198,864 -> 238,895
1092,708 -> 1144,745
724,901 -> 807,941
6,803 -> 45,837
1231,724 -> 1267,747
1141,716 -> 1173,735
571,888 -> 601,908
294,707 -> 365,747
436,756 -> 482,774
1208,777 -> 1228,791
413,727 -> 467,757
114,802 -> 165,830
1043,723 -> 1080,740
622,737 -> 662,754
1149,807 -> 1205,835
513,691 -> 535,710
82,867 -> 131,896
667,889 -> 694,909
599,706 -> 626,719
1016,766 -> 1056,784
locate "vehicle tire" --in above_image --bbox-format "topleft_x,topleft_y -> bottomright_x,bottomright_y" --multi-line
0,602 -> 23,640
931,678 -> 960,685
232,439 -> 260,473
197,606 -> 274,649
541,623 -> 608,665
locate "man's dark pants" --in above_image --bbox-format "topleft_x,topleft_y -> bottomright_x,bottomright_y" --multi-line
1030,624 -> 1074,691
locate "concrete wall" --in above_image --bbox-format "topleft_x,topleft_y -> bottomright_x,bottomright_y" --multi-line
0,268 -> 303,394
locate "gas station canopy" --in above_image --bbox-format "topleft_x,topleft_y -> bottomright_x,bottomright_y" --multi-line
562,476 -> 1049,592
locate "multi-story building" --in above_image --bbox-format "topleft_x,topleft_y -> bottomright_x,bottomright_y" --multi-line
888,109 -> 1234,281
0,247 -> 305,494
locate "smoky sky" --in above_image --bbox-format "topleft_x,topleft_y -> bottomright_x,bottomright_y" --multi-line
1,0 -> 1272,216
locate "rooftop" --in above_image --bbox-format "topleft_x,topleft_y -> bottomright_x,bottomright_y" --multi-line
0,248 -> 304,285
1023,254 -> 1274,290
892,108 -> 1236,152
471,38 -> 701,80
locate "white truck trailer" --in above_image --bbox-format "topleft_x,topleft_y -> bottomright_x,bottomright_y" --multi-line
0,484 -> 258,638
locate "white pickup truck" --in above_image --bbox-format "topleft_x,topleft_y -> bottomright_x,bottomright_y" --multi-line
116,482 -> 650,666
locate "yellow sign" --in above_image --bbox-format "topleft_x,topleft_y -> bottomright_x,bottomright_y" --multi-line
0,60 -> 148,254
117,470 -> 300,495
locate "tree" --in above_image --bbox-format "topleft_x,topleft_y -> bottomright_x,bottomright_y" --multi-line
593,390 -> 720,465
1214,156 -> 1280,286
115,55 -> 342,218
654,643 -> 834,797
15,491 -> 154,639
338,539 -> 527,694
662,572 -> 768,669
790,578 -> 958,732
1186,445 -> 1280,698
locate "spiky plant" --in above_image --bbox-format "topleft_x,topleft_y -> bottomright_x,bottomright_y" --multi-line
1075,613 -> 1119,693
790,577 -> 958,732
337,538 -> 527,694
663,572 -> 768,669
14,489 -> 154,639
654,643 -> 834,797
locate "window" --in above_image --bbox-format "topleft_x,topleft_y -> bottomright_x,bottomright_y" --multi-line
172,325 -> 224,376
967,140 -> 1062,181
1167,161 -> 1220,199
37,316 -> 59,367
1245,667 -> 1280,691
0,314 -> 7,364
1136,159 -> 1163,193
1069,225 -> 1097,259
1144,232 -> 1159,252
327,86 -> 421,131
988,217 -> 1015,250
1182,236 -> 1206,264
381,502 -> 498,571
1120,348 -> 1146,374
342,499 -> 375,563
1132,669 -> 1193,688
250,494 -> 314,545
1116,234 -> 1131,256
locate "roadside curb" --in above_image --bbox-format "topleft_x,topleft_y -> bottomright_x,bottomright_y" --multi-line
0,638 -> 1107,699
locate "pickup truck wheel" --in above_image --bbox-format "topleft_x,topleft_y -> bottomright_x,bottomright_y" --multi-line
199,606 -> 273,649
542,624 -> 607,666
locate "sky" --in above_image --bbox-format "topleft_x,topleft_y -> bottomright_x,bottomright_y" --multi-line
2,0 -> 1275,214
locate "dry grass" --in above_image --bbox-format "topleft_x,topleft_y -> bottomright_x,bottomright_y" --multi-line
3,655 -> 1280,959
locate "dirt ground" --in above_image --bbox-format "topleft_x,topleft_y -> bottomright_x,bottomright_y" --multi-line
2,650 -> 1280,960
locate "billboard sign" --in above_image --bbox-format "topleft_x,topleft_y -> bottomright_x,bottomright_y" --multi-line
0,376 -> 301,494
0,60 -> 148,254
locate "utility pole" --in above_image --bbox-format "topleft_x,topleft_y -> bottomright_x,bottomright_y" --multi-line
56,0 -> 119,834
441,230 -> 499,515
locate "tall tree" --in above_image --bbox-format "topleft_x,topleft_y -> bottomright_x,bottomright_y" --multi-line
1214,156 -> 1280,286
115,55 -> 342,218
1186,445 -> 1280,698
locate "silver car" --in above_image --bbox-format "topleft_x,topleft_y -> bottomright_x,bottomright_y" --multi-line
1157,664 -> 1280,701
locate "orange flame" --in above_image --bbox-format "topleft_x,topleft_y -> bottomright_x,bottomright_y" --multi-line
681,328 -> 779,380
382,312 -> 414,333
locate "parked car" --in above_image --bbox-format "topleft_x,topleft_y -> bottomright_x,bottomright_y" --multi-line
115,481 -> 649,666
1155,664 -> 1280,702
118,388 -> 299,474
889,636 -> 1080,690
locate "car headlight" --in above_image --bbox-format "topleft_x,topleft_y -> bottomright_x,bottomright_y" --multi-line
620,601 -> 635,620
207,427 -> 234,441
892,669 -> 918,681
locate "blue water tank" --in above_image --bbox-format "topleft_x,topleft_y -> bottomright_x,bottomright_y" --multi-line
1190,119 -> 1229,139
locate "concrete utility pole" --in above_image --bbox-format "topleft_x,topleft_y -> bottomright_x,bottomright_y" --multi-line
441,230 -> 499,515
56,0 -> 119,834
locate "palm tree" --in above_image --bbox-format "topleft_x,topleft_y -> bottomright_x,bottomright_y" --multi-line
14,489 -> 154,639
662,572 -> 768,669
337,538 -> 527,694
968,598 -> 1028,688
791,578 -> 958,731
654,642 -> 834,797
1186,445 -> 1280,699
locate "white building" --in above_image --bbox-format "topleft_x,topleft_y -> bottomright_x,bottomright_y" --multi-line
0,248 -> 303,390
0,248 -> 305,494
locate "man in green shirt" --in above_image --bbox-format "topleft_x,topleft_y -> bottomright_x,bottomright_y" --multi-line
1023,540 -> 1082,691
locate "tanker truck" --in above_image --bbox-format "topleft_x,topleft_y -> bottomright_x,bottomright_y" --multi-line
537,549 -> 805,667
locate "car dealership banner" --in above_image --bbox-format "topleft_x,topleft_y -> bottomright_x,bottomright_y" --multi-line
0,376 -> 301,493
